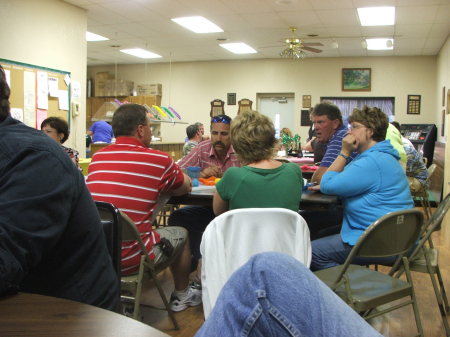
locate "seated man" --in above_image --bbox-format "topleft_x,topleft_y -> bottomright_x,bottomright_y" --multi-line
196,252 -> 383,337
169,115 -> 241,271
392,121 -> 428,192
310,102 -> 356,183
87,103 -> 200,312
182,124 -> 202,156
302,102 -> 355,240
0,65 -> 119,310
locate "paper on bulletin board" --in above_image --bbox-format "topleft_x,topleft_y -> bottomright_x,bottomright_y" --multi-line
23,71 -> 36,128
58,90 -> 69,110
10,108 -> 23,122
48,76 -> 59,97
4,69 -> 10,87
71,81 -> 81,99
37,71 -> 49,110
36,109 -> 48,129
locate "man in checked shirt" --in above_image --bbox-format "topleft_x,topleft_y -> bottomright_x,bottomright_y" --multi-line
169,114 -> 241,275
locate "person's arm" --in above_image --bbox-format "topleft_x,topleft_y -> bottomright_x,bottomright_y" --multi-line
326,134 -> 355,173
172,173 -> 192,196
201,165 -> 222,178
311,166 -> 327,183
213,191 -> 229,216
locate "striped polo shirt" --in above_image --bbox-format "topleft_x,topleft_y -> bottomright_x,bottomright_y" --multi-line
87,136 -> 184,274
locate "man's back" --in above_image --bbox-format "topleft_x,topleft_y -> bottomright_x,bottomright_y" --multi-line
0,117 -> 118,309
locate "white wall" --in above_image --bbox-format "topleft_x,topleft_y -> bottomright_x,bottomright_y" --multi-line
0,0 -> 87,154
88,55 -> 437,143
437,36 -> 450,196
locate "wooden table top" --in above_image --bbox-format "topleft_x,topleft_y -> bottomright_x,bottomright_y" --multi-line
0,292 -> 170,337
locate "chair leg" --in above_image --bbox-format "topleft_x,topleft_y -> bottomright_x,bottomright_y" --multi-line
404,259 -> 424,337
151,271 -> 180,330
133,257 -> 146,321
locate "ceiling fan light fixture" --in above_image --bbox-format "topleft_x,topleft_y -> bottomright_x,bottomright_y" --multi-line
280,46 -> 306,59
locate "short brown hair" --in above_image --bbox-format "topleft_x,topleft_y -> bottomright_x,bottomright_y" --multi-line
349,105 -> 388,142
112,103 -> 147,137
231,110 -> 276,165
312,101 -> 343,126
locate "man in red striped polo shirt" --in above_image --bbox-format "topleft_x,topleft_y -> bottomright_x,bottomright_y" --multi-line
87,103 -> 201,312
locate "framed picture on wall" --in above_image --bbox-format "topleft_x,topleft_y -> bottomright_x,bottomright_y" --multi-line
342,68 -> 371,91
302,95 -> 312,108
407,95 -> 421,115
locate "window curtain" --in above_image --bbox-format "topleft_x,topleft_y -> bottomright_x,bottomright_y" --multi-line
322,98 -> 394,124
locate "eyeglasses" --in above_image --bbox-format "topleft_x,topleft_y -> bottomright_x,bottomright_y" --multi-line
349,124 -> 366,130
211,115 -> 231,124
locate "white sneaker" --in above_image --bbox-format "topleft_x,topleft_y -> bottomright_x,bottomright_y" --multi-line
170,286 -> 202,312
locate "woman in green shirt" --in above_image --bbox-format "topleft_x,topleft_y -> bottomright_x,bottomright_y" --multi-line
213,110 -> 304,215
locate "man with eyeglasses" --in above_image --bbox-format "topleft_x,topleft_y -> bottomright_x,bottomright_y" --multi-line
169,114 -> 241,276
87,103 -> 202,312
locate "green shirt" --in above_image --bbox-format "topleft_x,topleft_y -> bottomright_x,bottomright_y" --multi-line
216,163 -> 303,212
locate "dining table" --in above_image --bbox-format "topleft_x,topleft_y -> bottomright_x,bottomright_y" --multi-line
168,184 -> 340,211
0,292 -> 170,337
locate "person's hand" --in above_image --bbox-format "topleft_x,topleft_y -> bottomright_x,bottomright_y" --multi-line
308,184 -> 321,191
341,134 -> 357,155
201,165 -> 222,178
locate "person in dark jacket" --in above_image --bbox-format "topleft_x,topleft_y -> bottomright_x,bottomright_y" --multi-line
0,65 -> 119,310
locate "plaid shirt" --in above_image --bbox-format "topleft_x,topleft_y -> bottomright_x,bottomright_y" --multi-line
178,140 -> 241,174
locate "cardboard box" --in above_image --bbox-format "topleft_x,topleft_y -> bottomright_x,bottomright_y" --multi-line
95,79 -> 134,97
136,83 -> 162,96
95,71 -> 113,81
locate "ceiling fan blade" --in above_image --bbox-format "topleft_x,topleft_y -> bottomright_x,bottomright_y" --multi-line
302,42 -> 323,47
302,46 -> 322,53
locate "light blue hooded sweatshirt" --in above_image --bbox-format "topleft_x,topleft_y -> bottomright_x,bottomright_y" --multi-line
320,140 -> 414,246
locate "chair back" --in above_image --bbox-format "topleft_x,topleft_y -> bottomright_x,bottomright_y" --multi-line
200,208 -> 311,318
407,193 -> 450,261
353,209 -> 423,259
95,201 -> 122,279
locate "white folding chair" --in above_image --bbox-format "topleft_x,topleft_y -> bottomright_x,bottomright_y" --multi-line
200,208 -> 311,318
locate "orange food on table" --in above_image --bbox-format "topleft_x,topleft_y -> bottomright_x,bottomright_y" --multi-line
199,176 -> 217,185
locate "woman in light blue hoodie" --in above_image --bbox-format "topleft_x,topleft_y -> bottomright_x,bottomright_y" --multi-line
310,106 -> 413,271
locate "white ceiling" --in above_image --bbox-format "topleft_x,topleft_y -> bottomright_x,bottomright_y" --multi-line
63,0 -> 450,66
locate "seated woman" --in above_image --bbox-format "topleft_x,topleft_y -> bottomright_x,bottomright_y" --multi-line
310,106 -> 413,271
213,110 -> 304,215
41,117 -> 80,169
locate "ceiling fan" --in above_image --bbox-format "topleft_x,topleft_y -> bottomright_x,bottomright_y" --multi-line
280,27 -> 323,59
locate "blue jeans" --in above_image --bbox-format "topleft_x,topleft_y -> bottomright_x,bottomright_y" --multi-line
311,234 -> 400,271
195,252 -> 383,337
310,234 -> 352,271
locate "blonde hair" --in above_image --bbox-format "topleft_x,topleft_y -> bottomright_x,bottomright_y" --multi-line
280,127 -> 293,138
231,110 -> 276,165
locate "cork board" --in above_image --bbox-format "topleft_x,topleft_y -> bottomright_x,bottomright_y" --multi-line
0,58 -> 71,129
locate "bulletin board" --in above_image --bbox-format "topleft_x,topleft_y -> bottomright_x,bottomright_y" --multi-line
0,58 -> 71,129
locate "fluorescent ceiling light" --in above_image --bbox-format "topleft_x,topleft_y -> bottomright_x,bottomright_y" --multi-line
220,43 -> 257,54
357,7 -> 395,26
365,38 -> 394,50
171,16 -> 223,33
86,31 -> 109,42
120,48 -> 162,59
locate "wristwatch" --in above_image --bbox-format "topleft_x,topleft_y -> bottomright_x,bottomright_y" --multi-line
339,152 -> 350,162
